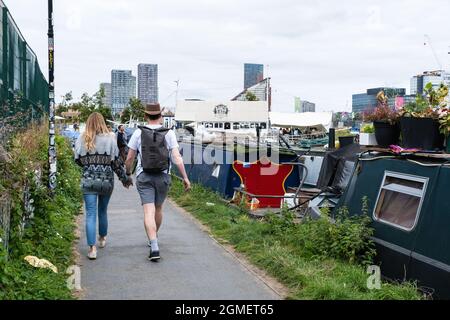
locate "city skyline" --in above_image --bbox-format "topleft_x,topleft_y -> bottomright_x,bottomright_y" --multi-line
5,0 -> 450,113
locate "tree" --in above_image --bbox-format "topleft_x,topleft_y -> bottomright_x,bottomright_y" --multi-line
245,91 -> 259,101
130,97 -> 145,120
120,107 -> 132,123
56,91 -> 73,116
75,91 -> 113,122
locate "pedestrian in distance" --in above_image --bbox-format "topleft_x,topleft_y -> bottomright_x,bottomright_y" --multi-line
125,103 -> 191,262
75,112 -> 133,260
117,124 -> 128,162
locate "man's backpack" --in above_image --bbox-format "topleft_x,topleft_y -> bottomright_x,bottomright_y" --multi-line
138,126 -> 170,173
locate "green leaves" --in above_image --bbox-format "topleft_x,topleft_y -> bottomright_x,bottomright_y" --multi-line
361,124 -> 375,134
0,125 -> 81,300
400,83 -> 448,120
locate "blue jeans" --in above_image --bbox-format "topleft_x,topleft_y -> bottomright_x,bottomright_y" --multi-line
83,194 -> 111,246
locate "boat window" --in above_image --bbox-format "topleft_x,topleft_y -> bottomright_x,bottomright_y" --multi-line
219,123 -> 223,128
214,123 -> 219,128
373,172 -> 428,231
233,123 -> 239,130
260,123 -> 267,129
225,123 -> 231,130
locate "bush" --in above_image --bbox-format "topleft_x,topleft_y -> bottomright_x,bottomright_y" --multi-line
264,202 -> 376,265
0,124 -> 82,300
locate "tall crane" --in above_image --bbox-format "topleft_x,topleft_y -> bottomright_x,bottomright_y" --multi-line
424,34 -> 443,70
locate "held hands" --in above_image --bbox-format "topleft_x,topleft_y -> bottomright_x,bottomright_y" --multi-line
123,176 -> 133,189
183,178 -> 191,192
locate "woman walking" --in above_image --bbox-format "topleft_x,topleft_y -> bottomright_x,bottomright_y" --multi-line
75,113 -> 132,260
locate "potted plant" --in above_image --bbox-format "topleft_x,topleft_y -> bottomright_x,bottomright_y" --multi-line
359,123 -> 377,146
363,91 -> 400,147
438,98 -> 450,153
398,83 -> 447,151
439,113 -> 450,153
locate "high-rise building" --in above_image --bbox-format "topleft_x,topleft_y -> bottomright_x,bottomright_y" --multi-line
294,97 -> 316,113
244,63 -> 264,89
352,87 -> 406,113
138,64 -> 158,105
99,83 -> 111,108
111,70 -> 136,114
411,70 -> 450,96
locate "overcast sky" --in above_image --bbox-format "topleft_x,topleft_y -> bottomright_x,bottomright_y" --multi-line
5,0 -> 450,112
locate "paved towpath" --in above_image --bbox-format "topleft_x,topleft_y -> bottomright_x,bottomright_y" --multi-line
77,180 -> 281,300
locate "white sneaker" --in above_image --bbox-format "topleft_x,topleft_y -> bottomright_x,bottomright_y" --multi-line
87,248 -> 97,260
98,238 -> 106,248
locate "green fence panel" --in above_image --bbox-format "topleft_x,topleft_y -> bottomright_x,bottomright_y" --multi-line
0,2 -> 49,143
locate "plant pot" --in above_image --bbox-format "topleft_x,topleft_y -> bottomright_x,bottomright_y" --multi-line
400,117 -> 444,151
359,132 -> 377,146
339,136 -> 355,148
373,121 -> 400,148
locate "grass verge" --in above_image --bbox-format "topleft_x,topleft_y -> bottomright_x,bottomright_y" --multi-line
169,178 -> 422,300
0,124 -> 82,300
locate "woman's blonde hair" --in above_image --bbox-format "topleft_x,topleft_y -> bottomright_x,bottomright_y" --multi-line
82,112 -> 110,151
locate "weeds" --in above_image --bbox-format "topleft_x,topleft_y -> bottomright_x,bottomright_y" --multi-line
169,179 -> 421,300
0,124 -> 81,300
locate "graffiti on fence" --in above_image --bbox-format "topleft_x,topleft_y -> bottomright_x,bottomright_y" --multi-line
48,0 -> 57,192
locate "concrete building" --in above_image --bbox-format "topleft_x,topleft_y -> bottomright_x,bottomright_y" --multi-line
138,64 -> 158,105
111,70 -> 136,114
295,97 -> 316,113
244,63 -> 264,89
411,70 -> 450,95
352,87 -> 406,113
99,83 -> 111,108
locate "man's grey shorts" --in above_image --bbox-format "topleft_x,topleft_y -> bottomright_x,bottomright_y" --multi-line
136,172 -> 171,206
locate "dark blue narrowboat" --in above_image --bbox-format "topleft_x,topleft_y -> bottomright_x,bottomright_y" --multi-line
336,152 -> 450,299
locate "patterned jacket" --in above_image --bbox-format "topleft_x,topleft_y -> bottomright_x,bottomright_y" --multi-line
74,133 -> 128,195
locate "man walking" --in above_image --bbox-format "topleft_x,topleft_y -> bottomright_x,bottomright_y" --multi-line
125,104 -> 191,262
117,125 -> 128,162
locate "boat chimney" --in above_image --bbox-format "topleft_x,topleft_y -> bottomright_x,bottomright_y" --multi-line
329,128 -> 336,150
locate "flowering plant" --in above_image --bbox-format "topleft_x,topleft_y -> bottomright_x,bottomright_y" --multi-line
363,91 -> 399,124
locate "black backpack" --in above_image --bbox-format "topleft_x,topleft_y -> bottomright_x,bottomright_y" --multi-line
138,126 -> 170,173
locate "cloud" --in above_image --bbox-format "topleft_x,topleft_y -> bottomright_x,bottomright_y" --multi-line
4,0 -> 450,112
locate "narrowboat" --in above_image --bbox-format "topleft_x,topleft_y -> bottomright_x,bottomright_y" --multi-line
335,150 -> 450,299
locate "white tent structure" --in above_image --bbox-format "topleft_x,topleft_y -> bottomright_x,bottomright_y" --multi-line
269,112 -> 333,132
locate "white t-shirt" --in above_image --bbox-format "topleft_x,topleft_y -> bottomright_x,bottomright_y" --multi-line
127,125 -> 179,177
